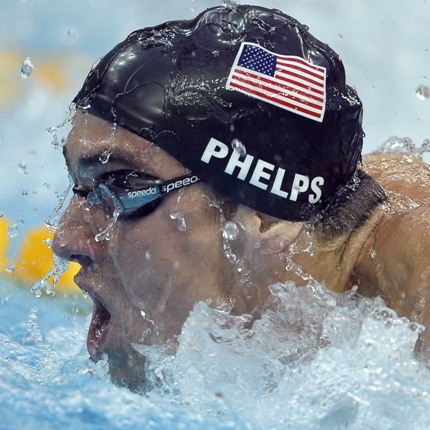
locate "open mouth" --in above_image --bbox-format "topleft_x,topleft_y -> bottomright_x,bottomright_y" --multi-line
87,296 -> 112,361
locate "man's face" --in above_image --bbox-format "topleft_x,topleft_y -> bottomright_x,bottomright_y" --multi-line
52,111 -> 231,389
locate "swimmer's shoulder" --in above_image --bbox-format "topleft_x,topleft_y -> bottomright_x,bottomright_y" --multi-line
362,151 -> 430,207
356,153 -> 430,313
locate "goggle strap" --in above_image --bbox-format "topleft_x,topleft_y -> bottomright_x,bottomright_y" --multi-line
160,174 -> 200,195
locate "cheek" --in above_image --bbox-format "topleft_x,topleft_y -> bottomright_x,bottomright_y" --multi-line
106,208 -> 227,303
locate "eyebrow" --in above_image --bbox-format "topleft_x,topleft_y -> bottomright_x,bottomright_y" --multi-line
63,145 -> 143,184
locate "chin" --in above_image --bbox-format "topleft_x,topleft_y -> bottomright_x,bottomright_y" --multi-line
107,352 -> 148,392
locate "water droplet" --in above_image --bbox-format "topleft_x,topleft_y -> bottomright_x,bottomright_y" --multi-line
99,150 -> 111,164
145,251 -> 152,261
416,84 -> 430,100
231,138 -> 247,157
170,211 -> 180,220
7,224 -> 20,238
5,264 -> 15,273
21,57 -> 33,78
95,207 -> 121,242
212,50 -> 220,57
18,161 -> 27,174
221,0 -> 238,7
223,221 -> 239,240
67,28 -> 77,38
178,217 -> 187,232
421,139 -> 430,152
22,189 -> 28,197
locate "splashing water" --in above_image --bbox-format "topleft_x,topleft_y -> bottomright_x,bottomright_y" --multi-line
375,135 -> 430,168
45,177 -> 74,232
47,107 -> 75,149
136,282 -> 430,429
378,136 -> 430,156
31,254 -> 71,297
3,276 -> 430,429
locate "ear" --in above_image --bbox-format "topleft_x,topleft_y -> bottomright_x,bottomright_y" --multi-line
234,205 -> 303,255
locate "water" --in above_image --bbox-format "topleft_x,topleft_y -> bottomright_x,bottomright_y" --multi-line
2,277 -> 430,429
20,57 -> 33,79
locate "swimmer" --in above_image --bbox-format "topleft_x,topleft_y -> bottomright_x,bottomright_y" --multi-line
52,5 -> 430,391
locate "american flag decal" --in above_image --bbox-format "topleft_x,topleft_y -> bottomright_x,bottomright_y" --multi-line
226,42 -> 327,122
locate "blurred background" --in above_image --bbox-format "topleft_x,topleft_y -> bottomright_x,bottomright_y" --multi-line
1,0 -> 429,270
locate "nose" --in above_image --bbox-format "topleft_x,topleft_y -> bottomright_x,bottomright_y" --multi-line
51,195 -> 105,268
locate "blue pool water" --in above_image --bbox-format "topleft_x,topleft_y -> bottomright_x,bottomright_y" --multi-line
2,277 -> 430,429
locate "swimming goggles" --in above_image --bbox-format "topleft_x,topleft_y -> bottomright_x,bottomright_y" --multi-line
73,170 -> 200,218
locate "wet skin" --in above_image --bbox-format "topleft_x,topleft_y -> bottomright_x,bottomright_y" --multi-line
52,111 -> 238,389
53,111 -> 430,388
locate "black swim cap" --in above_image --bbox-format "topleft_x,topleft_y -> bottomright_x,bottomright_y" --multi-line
73,5 -> 363,221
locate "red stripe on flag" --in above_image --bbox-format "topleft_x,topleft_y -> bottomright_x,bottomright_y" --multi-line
229,81 -> 323,120
232,71 -> 325,108
277,57 -> 326,80
235,68 -> 325,98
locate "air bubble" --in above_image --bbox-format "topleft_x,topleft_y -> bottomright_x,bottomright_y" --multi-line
21,57 -> 33,78
231,138 -> 247,157
416,84 -> 430,100
223,221 -> 240,240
